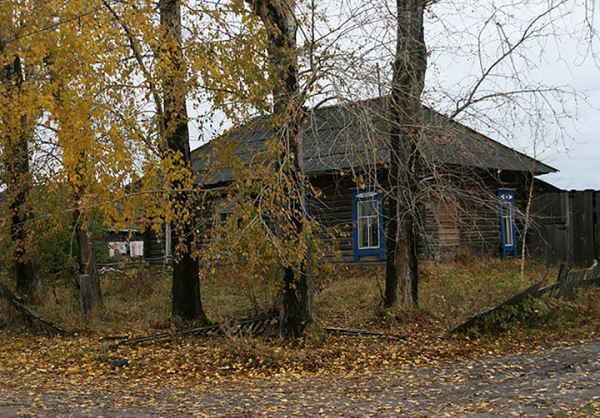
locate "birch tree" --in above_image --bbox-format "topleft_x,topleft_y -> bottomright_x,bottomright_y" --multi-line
159,0 -> 208,322
244,0 -> 315,338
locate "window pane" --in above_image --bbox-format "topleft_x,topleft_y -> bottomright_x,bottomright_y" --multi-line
501,202 -> 514,246
357,197 -> 381,249
359,200 -> 377,217
359,220 -> 369,248
503,216 -> 513,246
369,216 -> 379,248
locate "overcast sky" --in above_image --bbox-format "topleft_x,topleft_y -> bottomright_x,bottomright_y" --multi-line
189,0 -> 599,190
534,56 -> 600,190
422,0 -> 600,190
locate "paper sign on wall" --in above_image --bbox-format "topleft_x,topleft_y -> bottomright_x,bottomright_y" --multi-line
108,242 -> 128,257
129,241 -> 144,257
108,241 -> 143,257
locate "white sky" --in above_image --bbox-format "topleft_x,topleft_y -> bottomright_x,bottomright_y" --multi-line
534,55 -> 600,189
422,0 -> 600,190
512,32 -> 599,191
188,0 -> 599,190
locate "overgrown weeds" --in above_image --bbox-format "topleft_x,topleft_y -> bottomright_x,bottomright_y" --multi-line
0,256 -> 598,343
0,299 -> 23,330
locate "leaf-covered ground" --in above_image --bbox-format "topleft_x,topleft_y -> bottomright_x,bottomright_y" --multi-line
0,337 -> 599,417
2,259 -> 600,416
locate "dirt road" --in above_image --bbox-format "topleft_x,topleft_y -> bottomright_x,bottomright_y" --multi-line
1,340 -> 599,417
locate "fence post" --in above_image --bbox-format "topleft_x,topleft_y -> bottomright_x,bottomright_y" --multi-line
566,191 -> 573,265
595,191 -> 599,262
583,190 -> 595,266
79,274 -> 99,323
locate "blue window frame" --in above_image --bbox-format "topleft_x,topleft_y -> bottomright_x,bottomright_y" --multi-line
498,188 -> 518,256
352,188 -> 385,261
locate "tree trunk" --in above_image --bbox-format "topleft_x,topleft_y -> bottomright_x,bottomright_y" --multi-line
159,0 -> 207,322
0,49 -> 40,303
247,0 -> 315,338
7,109 -> 39,302
520,173 -> 535,280
384,0 -> 427,309
73,211 -> 102,322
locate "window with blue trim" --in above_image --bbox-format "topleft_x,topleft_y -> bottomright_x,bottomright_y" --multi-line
352,188 -> 385,260
498,188 -> 518,256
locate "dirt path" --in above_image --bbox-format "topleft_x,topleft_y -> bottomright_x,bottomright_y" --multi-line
1,340 -> 599,417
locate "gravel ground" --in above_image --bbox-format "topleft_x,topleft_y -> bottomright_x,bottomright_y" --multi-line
1,340 -> 599,417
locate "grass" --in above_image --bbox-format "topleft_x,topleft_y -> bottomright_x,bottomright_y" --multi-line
316,257 -> 553,329
0,255 -> 584,338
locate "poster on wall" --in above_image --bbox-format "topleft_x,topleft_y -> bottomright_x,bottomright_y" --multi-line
129,241 -> 144,257
108,241 -> 144,258
108,242 -> 128,257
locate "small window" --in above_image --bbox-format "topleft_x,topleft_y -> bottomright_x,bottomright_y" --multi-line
214,201 -> 235,228
218,210 -> 231,226
357,199 -> 380,249
352,188 -> 385,261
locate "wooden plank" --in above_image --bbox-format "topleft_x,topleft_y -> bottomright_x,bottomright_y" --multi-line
449,280 -> 544,335
595,191 -> 600,262
559,266 -> 600,293
533,191 -> 568,263
584,190 -> 596,265
568,191 -> 596,266
558,270 -> 584,299
566,191 -> 574,265
571,192 -> 584,265
0,284 -> 69,334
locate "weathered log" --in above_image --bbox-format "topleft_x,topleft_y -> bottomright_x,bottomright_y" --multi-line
0,283 -> 68,334
449,280 -> 544,335
324,327 -> 407,340
449,264 -> 600,336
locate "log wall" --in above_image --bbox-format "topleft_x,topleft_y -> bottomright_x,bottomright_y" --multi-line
137,170 -> 536,265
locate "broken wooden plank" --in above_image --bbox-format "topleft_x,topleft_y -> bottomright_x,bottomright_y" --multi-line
324,327 -> 406,340
0,283 -> 69,335
449,280 -> 544,336
559,271 -> 583,299
538,282 -> 560,296
115,311 -> 278,347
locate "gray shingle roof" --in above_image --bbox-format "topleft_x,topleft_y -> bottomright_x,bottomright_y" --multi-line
192,96 -> 556,185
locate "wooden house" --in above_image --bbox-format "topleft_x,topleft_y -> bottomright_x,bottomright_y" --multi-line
145,96 -> 557,264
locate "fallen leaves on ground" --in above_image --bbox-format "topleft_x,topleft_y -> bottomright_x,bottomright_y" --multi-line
0,321 -> 594,391
0,325 -> 599,417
